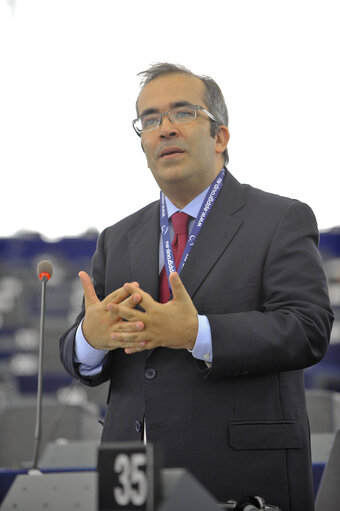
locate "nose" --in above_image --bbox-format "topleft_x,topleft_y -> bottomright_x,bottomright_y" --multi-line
159,113 -> 179,138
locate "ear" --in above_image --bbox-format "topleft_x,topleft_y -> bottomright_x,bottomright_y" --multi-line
215,125 -> 230,155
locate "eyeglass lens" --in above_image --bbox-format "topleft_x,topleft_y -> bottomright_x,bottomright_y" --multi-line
139,105 -> 197,132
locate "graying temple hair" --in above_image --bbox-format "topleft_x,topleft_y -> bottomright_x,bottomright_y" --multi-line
136,62 -> 229,165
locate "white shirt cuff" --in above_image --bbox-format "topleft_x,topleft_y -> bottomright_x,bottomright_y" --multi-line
74,320 -> 107,376
189,314 -> 213,363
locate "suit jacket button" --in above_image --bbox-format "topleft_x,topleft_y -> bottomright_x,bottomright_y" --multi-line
145,368 -> 157,380
135,420 -> 142,433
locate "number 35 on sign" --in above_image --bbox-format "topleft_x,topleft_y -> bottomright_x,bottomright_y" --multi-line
97,442 -> 162,511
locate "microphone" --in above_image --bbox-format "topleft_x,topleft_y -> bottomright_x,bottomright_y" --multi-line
30,260 -> 53,471
37,260 -> 53,282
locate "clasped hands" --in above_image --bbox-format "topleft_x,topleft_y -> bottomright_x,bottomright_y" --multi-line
79,271 -> 198,355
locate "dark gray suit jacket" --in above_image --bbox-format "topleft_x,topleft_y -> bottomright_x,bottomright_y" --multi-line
60,170 -> 333,510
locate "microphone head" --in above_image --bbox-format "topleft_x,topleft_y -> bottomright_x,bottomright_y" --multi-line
37,260 -> 53,281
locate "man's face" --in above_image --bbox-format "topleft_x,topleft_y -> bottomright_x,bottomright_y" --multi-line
136,73 -> 228,202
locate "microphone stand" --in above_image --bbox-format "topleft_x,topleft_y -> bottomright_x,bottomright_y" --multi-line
31,274 -> 48,471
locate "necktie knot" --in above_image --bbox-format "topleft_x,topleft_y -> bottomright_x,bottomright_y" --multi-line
171,211 -> 190,236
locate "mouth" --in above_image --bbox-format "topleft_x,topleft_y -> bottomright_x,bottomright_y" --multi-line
159,147 -> 185,159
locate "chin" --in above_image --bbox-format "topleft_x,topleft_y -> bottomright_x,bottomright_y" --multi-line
160,169 -> 191,186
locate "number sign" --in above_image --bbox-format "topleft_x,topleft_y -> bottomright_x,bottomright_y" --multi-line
97,442 -> 161,511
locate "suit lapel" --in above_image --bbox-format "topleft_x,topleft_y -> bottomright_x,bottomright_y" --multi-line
127,201 -> 160,300
180,171 -> 246,299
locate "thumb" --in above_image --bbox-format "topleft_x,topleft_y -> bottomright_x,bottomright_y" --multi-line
169,272 -> 189,301
79,271 -> 99,309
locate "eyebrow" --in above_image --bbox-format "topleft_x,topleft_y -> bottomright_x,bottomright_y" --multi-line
139,101 -> 193,118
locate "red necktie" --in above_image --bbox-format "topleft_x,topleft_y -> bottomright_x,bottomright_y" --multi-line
159,212 -> 190,303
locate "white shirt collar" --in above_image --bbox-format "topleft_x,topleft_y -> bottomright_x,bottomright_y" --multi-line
164,185 -> 210,221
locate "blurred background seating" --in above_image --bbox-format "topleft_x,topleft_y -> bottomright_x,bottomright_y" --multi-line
0,230 -> 108,471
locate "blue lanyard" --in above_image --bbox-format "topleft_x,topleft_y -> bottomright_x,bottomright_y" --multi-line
160,168 -> 226,286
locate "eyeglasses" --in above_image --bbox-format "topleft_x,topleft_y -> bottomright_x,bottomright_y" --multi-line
132,104 -> 220,136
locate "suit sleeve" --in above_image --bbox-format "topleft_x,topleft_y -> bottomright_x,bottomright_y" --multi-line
205,201 -> 333,378
59,229 -> 114,387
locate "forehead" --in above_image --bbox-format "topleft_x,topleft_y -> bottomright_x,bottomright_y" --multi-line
137,73 -> 206,115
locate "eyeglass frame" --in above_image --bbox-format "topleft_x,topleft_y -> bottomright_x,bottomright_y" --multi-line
132,104 -> 221,137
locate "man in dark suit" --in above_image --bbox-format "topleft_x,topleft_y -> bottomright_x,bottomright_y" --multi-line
60,63 -> 333,510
